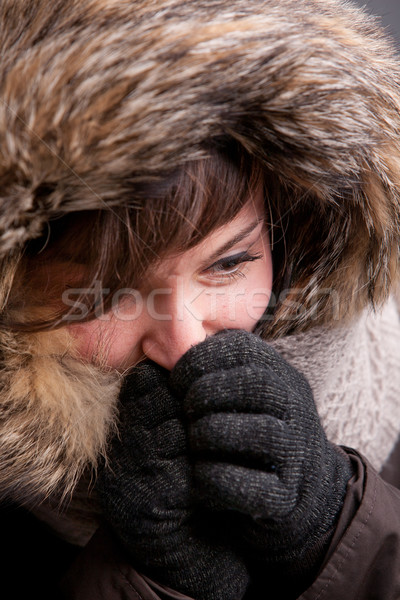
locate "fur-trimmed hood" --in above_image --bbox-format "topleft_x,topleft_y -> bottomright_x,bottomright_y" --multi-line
0,0 -> 399,330
0,0 -> 400,506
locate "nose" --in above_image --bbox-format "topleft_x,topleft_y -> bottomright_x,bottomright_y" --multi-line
141,311 -> 209,371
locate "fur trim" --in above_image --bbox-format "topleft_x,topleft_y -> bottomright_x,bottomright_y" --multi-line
0,0 -> 398,333
0,326 -> 121,503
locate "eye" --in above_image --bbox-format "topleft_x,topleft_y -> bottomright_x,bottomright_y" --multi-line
203,251 -> 263,283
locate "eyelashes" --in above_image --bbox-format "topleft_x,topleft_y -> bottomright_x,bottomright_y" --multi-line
204,251 -> 263,282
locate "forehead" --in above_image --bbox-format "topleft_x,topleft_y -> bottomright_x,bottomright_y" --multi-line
148,188 -> 266,277
193,186 -> 265,253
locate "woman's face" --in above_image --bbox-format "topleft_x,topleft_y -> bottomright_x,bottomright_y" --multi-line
68,190 -> 273,371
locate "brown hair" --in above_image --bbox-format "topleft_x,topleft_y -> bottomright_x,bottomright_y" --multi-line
6,142 -> 282,333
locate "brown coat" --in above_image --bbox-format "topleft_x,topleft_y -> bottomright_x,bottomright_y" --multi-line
60,446 -> 400,599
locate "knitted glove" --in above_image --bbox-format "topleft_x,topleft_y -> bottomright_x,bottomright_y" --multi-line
96,361 -> 250,600
169,330 -> 354,596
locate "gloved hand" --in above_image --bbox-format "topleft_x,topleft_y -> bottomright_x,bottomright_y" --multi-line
96,361 -> 250,600
169,330 -> 354,595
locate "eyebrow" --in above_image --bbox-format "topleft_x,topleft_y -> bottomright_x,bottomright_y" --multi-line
203,218 -> 263,267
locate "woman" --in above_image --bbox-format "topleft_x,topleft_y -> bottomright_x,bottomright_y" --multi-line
0,0 -> 399,598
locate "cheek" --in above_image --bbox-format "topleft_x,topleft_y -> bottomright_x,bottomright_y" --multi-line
68,317 -> 141,369
244,255 -> 273,328
212,254 -> 273,331
68,320 -> 105,360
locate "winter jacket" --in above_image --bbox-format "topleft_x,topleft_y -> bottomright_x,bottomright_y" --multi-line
59,447 -> 400,600
0,0 -> 400,598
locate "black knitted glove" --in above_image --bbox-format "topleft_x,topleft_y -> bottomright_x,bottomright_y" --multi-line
169,330 -> 354,596
96,361 -> 250,600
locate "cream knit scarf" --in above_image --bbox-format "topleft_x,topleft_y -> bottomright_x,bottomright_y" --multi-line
269,294 -> 400,472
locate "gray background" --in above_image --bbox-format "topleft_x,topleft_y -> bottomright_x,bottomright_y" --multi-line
355,0 -> 400,50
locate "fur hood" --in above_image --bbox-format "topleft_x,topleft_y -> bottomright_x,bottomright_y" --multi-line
0,0 -> 400,505
0,0 -> 399,329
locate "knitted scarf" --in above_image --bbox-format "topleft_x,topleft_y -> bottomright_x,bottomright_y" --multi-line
269,294 -> 400,472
